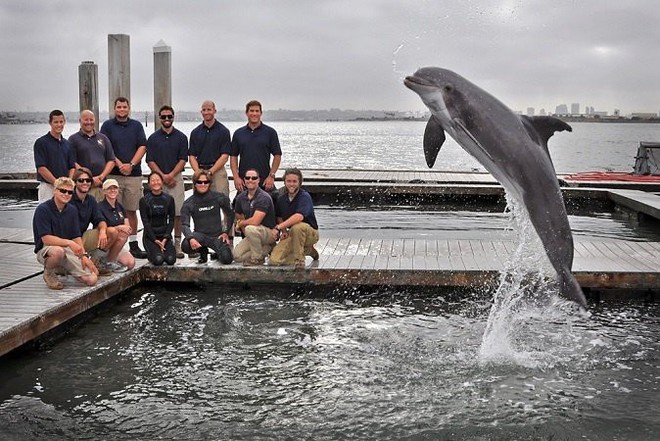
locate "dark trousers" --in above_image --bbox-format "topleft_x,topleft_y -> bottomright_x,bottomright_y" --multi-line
182,232 -> 233,264
143,236 -> 177,266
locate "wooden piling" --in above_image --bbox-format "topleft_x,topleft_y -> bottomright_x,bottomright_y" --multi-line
78,61 -> 99,131
107,34 -> 131,117
153,40 -> 172,131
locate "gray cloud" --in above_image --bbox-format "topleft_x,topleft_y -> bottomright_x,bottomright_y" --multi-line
1,0 -> 659,115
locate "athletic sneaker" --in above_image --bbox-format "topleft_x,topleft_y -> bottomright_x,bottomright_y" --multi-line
104,261 -> 129,273
43,269 -> 64,290
306,246 -> 320,261
91,256 -> 112,276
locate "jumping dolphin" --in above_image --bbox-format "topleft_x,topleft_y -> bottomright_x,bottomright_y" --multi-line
404,67 -> 587,308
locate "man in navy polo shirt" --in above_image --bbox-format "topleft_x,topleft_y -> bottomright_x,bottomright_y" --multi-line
189,100 -> 232,196
33,109 -> 75,202
100,97 -> 148,259
33,176 -> 98,290
69,109 -> 116,200
146,105 -> 189,258
230,100 -> 282,194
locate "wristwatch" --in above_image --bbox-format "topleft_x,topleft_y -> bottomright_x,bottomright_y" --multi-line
129,162 -> 136,168
269,172 -> 276,178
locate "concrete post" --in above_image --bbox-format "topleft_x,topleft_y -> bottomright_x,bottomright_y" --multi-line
153,39 -> 172,131
108,34 -> 131,118
78,61 -> 99,131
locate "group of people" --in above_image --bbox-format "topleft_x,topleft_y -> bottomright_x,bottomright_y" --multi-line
32,99 -> 320,290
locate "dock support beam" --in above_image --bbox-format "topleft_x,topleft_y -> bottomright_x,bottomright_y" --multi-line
78,61 -> 99,131
153,40 -> 172,131
108,34 -> 131,117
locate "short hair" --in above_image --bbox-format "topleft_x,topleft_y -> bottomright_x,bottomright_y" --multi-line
244,168 -> 260,178
159,105 -> 174,116
49,109 -> 64,122
73,167 -> 93,181
54,176 -> 74,189
245,100 -> 262,113
283,167 -> 303,184
114,97 -> 130,107
192,169 -> 212,183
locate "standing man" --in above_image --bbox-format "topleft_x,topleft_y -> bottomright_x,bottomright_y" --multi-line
100,97 -> 148,259
146,105 -> 188,258
230,100 -> 282,194
188,100 -> 231,196
181,170 -> 234,264
33,177 -> 98,290
233,169 -> 277,266
33,109 -> 75,202
269,168 -> 320,268
69,109 -> 116,200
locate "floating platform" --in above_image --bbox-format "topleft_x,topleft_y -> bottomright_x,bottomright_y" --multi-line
1,169 -> 660,357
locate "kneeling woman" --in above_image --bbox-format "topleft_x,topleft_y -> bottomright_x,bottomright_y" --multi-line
139,171 -> 177,266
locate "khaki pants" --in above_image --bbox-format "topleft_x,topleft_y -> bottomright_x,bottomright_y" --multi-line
211,168 -> 229,196
37,246 -> 91,278
37,182 -> 54,202
162,173 -> 185,214
233,225 -> 276,262
270,223 -> 319,265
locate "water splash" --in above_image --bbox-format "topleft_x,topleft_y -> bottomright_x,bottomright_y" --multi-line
479,193 -> 574,366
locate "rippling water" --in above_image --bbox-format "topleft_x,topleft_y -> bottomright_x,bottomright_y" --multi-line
3,120 -> 660,173
0,285 -> 657,439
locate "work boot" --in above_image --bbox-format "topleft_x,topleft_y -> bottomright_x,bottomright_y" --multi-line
129,241 -> 147,259
306,246 -> 320,261
242,258 -> 264,267
197,248 -> 208,264
43,269 -> 63,290
174,236 -> 184,259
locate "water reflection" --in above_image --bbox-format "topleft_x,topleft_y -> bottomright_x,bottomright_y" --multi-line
0,285 -> 657,439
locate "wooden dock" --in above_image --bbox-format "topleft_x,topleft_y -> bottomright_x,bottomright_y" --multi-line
1,168 -> 660,357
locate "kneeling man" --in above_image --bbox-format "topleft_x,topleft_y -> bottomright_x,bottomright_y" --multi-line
33,177 -> 98,289
233,169 -> 277,266
269,168 -> 320,268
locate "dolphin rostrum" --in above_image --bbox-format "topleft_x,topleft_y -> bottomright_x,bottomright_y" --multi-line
404,67 -> 587,308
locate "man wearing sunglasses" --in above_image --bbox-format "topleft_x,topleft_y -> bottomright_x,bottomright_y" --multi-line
100,97 -> 148,259
180,169 -> 234,264
189,100 -> 231,196
233,169 -> 277,266
146,105 -> 189,258
69,109 -> 116,201
32,177 -> 98,290
33,109 -> 76,202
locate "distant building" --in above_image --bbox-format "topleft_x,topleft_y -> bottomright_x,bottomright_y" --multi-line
526,107 -> 535,116
571,103 -> 580,115
555,104 -> 568,115
631,112 -> 657,119
539,108 -> 546,116
593,111 -> 608,117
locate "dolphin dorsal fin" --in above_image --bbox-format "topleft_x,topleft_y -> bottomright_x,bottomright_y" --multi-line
520,116 -> 572,162
423,115 -> 446,168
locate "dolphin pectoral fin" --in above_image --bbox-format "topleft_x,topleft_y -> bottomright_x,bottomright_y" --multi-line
423,116 -> 446,168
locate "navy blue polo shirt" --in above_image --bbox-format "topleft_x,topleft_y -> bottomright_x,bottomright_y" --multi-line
230,123 -> 281,179
100,117 -> 147,177
69,130 -> 116,176
33,132 -> 75,182
275,189 -> 318,230
98,198 -> 127,227
146,127 -> 189,174
33,198 -> 82,253
234,187 -> 277,229
189,120 -> 231,168
70,192 -> 105,235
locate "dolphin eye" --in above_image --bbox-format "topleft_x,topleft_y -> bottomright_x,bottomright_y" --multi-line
444,85 -> 453,93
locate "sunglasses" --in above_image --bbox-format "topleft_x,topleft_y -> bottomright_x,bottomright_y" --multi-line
195,180 -> 210,185
77,178 -> 92,183
57,188 -> 74,195
244,176 -> 259,181
160,114 -> 174,120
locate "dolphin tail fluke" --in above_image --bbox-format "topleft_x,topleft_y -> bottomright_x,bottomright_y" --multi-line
423,115 -> 446,168
559,267 -> 587,309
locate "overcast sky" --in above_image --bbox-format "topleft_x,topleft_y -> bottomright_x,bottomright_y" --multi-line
1,1 -> 659,115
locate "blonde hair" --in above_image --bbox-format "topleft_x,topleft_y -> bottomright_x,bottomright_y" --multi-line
54,176 -> 75,189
